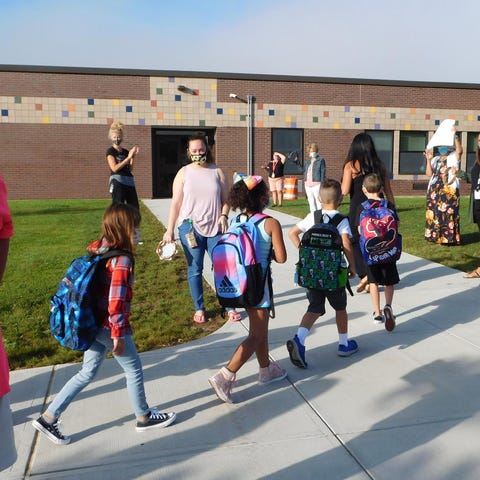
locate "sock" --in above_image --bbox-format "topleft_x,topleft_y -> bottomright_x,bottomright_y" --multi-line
42,414 -> 55,425
221,366 -> 235,380
338,333 -> 349,347
296,327 -> 309,345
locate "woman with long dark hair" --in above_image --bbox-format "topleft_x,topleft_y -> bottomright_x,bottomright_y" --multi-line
341,133 -> 395,293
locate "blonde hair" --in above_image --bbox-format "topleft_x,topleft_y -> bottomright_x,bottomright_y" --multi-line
309,143 -> 319,153
108,121 -> 125,140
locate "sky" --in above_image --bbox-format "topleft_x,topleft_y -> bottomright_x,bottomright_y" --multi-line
0,0 -> 478,84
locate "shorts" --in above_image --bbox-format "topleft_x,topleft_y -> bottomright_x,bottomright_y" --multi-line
366,261 -> 399,286
306,288 -> 347,315
268,177 -> 284,192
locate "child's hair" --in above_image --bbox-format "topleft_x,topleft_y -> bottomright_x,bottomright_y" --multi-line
362,173 -> 382,194
108,121 -> 124,139
102,203 -> 140,253
319,178 -> 342,205
187,132 -> 215,164
228,178 -> 269,213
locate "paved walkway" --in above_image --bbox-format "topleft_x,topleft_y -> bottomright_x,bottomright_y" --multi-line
4,199 -> 480,479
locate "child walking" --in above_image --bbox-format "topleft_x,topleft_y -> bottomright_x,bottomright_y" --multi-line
32,203 -> 176,445
209,175 -> 287,403
286,179 -> 358,369
358,173 -> 400,331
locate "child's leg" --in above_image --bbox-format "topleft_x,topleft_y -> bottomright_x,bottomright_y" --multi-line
297,311 -> 321,343
227,308 -> 269,372
369,282 -> 381,315
384,285 -> 394,307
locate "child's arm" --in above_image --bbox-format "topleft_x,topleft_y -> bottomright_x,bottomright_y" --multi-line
265,217 -> 287,263
288,225 -> 302,250
341,233 -> 357,278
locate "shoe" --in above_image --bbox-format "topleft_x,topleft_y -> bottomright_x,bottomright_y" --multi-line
464,269 -> 480,278
338,339 -> 358,357
32,416 -> 71,445
356,277 -> 368,293
136,409 -> 177,431
286,335 -> 307,369
209,367 -> 235,403
373,313 -> 385,324
383,304 -> 396,332
227,310 -> 242,322
258,361 -> 287,384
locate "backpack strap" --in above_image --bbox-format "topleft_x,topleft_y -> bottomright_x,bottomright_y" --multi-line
314,210 -> 345,228
313,209 -> 323,225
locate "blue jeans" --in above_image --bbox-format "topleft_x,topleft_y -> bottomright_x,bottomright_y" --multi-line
178,220 -> 220,312
46,328 -> 149,419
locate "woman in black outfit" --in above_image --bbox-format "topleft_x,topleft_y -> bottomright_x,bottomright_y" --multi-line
341,133 -> 395,292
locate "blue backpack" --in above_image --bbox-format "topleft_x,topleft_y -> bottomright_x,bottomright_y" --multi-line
212,213 -> 271,309
49,249 -> 132,351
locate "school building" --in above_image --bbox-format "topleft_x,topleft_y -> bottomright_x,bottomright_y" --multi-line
0,64 -> 478,200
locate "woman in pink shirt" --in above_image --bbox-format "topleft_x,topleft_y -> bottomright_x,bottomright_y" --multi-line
163,133 -> 239,324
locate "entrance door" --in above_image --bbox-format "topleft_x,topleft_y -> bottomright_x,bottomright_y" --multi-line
152,128 -> 216,198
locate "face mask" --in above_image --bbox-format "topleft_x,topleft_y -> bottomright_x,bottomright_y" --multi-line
191,154 -> 206,165
437,146 -> 449,155
310,152 -> 318,158
114,139 -> 122,146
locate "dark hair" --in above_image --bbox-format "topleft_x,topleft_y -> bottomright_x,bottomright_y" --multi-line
102,203 -> 140,253
476,133 -> 480,166
228,179 -> 269,214
187,132 -> 215,164
344,133 -> 386,178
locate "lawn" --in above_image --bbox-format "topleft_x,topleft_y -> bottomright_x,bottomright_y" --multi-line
2,196 -> 478,370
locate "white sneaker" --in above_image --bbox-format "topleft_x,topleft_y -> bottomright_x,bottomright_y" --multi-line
258,361 -> 287,384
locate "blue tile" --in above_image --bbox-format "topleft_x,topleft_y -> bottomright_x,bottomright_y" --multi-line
1,109 -> 8,116
126,106 -> 133,112
175,95 -> 181,101
355,117 -> 360,124
217,108 -> 223,115
87,98 -> 94,105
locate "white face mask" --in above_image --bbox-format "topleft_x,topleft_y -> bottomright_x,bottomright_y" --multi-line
191,154 -> 206,165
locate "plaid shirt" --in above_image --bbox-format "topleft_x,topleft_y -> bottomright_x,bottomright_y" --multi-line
100,255 -> 134,338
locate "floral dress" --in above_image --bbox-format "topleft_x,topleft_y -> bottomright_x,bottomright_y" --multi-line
425,154 -> 460,245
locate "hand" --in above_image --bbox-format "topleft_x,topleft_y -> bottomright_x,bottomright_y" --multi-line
112,337 -> 126,355
163,230 -> 174,243
218,215 -> 229,233
131,145 -> 140,156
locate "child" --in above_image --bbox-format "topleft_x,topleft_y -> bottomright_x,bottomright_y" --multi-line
286,179 -> 358,369
32,203 -> 176,445
209,175 -> 287,403
359,173 -> 399,331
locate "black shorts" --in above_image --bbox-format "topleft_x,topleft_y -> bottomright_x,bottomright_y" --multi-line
306,288 -> 347,315
366,261 -> 399,286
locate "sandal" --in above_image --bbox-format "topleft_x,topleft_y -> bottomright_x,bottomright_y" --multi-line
227,310 -> 242,322
193,311 -> 206,324
356,276 -> 368,293
464,269 -> 480,278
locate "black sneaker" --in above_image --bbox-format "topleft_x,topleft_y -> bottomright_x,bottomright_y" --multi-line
135,409 -> 177,431
32,416 -> 71,445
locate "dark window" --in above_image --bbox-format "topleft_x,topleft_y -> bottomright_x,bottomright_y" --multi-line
271,128 -> 303,175
399,131 -> 428,175
366,130 -> 394,175
466,132 -> 479,173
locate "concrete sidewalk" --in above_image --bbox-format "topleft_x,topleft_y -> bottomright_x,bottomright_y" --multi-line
4,199 -> 480,479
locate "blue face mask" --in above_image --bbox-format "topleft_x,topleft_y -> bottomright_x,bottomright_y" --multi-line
438,146 -> 449,155
310,152 -> 318,158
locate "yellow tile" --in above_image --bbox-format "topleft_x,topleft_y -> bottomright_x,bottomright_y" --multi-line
112,99 -> 120,106
41,116 -> 50,124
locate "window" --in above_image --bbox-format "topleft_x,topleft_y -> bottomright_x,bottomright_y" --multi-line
271,128 -> 303,175
399,131 -> 428,175
366,130 -> 393,175
466,132 -> 479,173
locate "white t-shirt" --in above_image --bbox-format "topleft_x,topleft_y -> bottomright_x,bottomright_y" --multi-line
296,209 -> 352,237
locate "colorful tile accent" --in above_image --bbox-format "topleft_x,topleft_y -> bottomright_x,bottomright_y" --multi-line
205,102 -> 211,108
269,109 -> 275,116
313,116 -> 318,123
156,88 -> 163,95
157,112 -> 164,120
151,100 -> 157,107
68,104 -> 76,112
35,104 -> 42,111
323,111 -> 329,117
139,118 -> 145,125
199,120 -> 205,126
87,99 -> 94,105
126,106 -> 133,112
1,110 -> 8,116
354,117 -> 360,124
14,97 -> 21,103
62,111 -> 68,117
302,105 -> 308,111
240,114 -> 247,121
345,106 -> 351,112
216,108 -> 223,115
174,95 -> 181,101
112,99 -> 120,106
168,77 -> 175,82
88,111 -> 94,118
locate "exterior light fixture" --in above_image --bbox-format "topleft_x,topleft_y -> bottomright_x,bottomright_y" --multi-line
177,85 -> 197,95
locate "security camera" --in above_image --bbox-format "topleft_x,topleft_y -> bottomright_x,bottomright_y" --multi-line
229,93 -> 238,99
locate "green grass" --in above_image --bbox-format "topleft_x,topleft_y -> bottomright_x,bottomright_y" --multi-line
2,200 -> 224,370
2,197 -> 478,370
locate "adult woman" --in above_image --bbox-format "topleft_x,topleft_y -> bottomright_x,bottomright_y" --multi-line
303,143 -> 326,213
262,151 -> 286,207
469,133 -> 480,232
341,133 -> 395,293
163,133 -> 239,324
106,122 -> 142,243
424,135 -> 462,245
